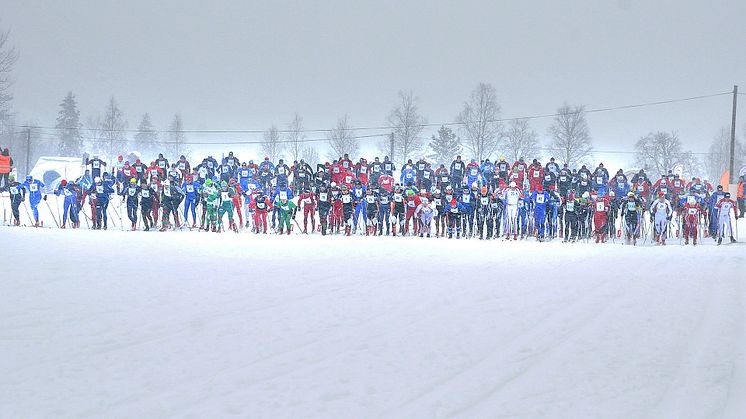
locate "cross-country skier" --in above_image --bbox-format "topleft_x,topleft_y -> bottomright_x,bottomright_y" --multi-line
715,192 -> 739,244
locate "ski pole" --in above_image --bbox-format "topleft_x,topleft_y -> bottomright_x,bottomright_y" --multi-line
44,199 -> 60,228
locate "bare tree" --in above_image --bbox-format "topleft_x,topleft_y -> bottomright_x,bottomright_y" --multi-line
168,113 -> 188,160
548,103 -> 593,167
284,112 -> 304,162
99,96 -> 128,159
457,83 -> 502,161
261,125 -> 282,161
327,115 -> 357,160
133,113 -> 159,158
634,131 -> 699,178
428,125 -> 461,164
0,25 -> 19,143
85,115 -> 104,155
384,90 -> 426,164
501,119 -> 540,162
706,127 -> 744,181
301,146 -> 320,166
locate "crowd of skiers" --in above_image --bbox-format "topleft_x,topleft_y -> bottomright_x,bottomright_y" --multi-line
1,150 -> 742,246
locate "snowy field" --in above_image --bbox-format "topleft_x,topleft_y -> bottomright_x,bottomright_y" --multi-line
2,226 -> 746,418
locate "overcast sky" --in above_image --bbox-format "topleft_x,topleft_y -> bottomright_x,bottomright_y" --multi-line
3,0 -> 746,167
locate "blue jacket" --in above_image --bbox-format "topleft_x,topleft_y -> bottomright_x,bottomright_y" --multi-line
272,186 -> 294,202
708,191 -> 725,210
22,179 -> 45,203
400,168 -> 416,184
90,182 -> 115,202
530,191 -> 550,215
55,183 -> 78,203
182,181 -> 201,201
480,162 -> 495,175
459,190 -> 475,209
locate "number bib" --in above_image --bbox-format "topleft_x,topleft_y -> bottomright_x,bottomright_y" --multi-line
688,208 -> 697,215
96,185 -> 104,194
279,191 -> 288,200
462,195 -> 470,204
278,167 -> 285,175
92,161 -> 100,169
142,190 -> 150,198
319,193 -> 328,201
394,194 -> 403,203
360,166 -> 367,174
424,171 -> 430,179
136,166 -> 143,173
366,196 -> 376,204
342,195 -> 351,204
187,185 -> 194,193
480,197 -> 489,205
533,170 -> 540,177
304,197 -> 312,204
626,202 -> 636,211
30,184 -> 38,192
536,195 -> 545,204
385,164 -> 392,171
64,189 -> 73,197
221,192 -> 230,201
441,176 -> 449,182
10,186 -> 19,195
434,198 -> 442,206
128,188 -> 137,197
567,202 -> 575,211
596,201 -> 605,211
257,202 -> 265,209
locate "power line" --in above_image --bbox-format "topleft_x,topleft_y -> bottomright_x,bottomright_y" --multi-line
9,91 -> 733,136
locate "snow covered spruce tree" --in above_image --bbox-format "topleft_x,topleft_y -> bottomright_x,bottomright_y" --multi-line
501,119 -> 540,162
133,113 -> 159,158
634,131 -> 699,178
327,115 -> 357,160
428,125 -> 461,164
56,92 -> 84,157
548,103 -> 593,167
261,125 -> 282,161
385,90 -> 426,164
457,82 -> 502,161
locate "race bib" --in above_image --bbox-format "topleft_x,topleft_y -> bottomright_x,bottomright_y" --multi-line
164,188 -> 171,197
355,189 -> 362,197
481,197 -> 489,205
187,185 -> 194,193
333,167 -> 340,174
136,166 -> 143,173
304,197 -> 312,204
366,196 -> 376,204
241,170 -> 249,178
424,171 -> 430,179
279,191 -> 288,200
512,173 -> 518,179
567,202 -> 575,211
64,189 -> 73,197
221,192 -> 230,201
142,190 -> 150,198
207,162 -> 214,169
536,195 -> 545,204
222,166 -> 228,173
545,175 -> 551,181
450,208 -> 458,213
407,200 -> 415,207
319,193 -> 328,201
626,202 -> 636,211
278,167 -> 285,175
394,194 -> 403,202
345,176 -> 352,184
533,170 -> 540,177
470,168 -> 478,176
360,166 -> 367,174
434,198 -> 441,206
660,187 -> 667,194
596,177 -> 603,184
30,184 -> 38,192
178,163 -> 186,170
560,176 -> 567,182
199,168 -> 207,177
385,164 -> 392,171
92,161 -> 100,169
688,208 -> 697,215
128,188 -> 137,196
96,185 -> 104,194
462,195 -> 470,204
419,163 -> 425,171
342,195 -> 351,204
10,186 -> 18,194
342,161 -> 349,169
380,197 -> 389,204
159,161 -> 166,169
373,165 -> 380,173
596,201 -> 605,211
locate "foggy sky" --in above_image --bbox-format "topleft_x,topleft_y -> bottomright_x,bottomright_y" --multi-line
3,0 -> 746,168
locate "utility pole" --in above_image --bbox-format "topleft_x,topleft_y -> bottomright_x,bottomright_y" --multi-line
389,132 -> 395,165
25,128 -> 31,178
728,85 -> 738,185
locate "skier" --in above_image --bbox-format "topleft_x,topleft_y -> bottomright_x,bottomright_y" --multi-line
502,181 -> 522,240
6,175 -> 25,225
445,198 -> 465,239
87,155 -> 107,180
650,191 -> 673,246
391,185 -> 406,236
530,185 -> 550,241
182,175 -> 201,228
592,190 -> 611,243
21,175 -> 45,227
404,189 -> 421,235
217,180 -> 238,232
340,184 -> 354,236
715,192 -> 739,244
450,156 -> 465,189
275,194 -> 297,235
159,179 -> 184,231
89,176 -> 114,230
475,186 -> 494,240
251,191 -> 272,234
139,179 -> 156,231
298,187 -> 317,234
316,184 -> 332,235
352,180 -> 367,233
120,178 -> 140,230
364,188 -> 379,235
681,195 -> 702,245
432,189 -> 446,237
377,187 -> 392,235
415,196 -> 435,237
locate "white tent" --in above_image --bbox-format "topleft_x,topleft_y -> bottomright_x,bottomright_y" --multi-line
30,156 -> 86,193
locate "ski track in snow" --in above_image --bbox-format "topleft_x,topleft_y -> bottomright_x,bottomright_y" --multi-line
1,225 -> 745,419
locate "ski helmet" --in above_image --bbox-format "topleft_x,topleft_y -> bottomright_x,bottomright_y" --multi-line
205,178 -> 213,186
130,178 -> 136,184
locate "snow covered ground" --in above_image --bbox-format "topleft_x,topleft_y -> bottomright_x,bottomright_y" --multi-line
2,226 -> 745,418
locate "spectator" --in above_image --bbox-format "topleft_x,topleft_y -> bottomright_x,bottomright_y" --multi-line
0,147 -> 13,191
